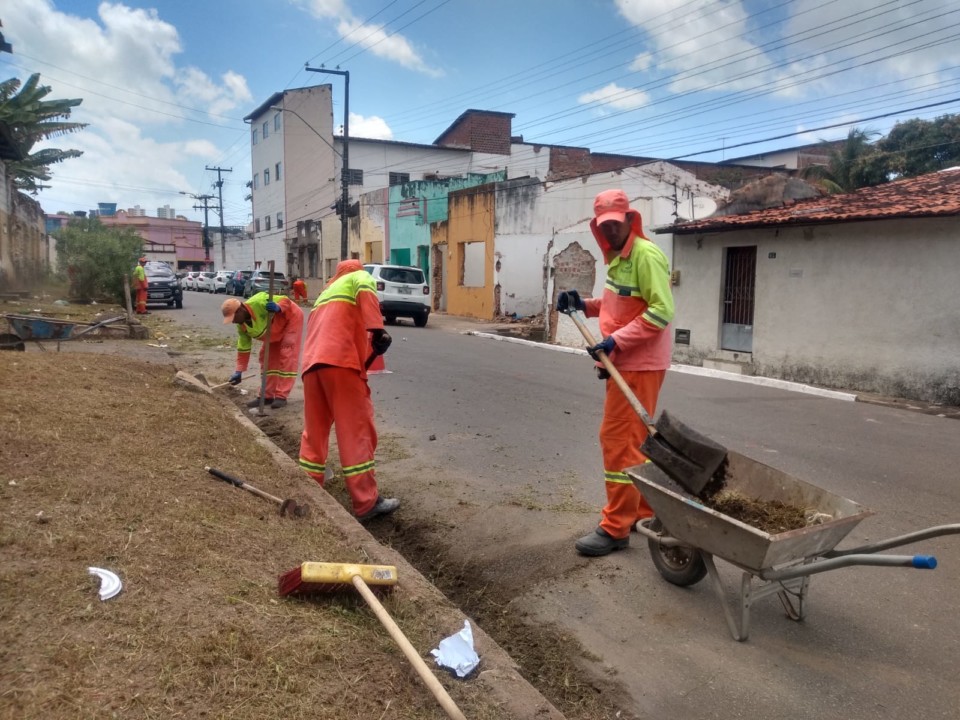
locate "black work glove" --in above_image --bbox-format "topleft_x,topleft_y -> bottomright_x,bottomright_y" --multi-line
371,329 -> 392,356
556,289 -> 585,314
228,371 -> 243,385
586,336 -> 616,361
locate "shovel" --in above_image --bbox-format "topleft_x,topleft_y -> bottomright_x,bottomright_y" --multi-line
564,309 -> 727,495
205,466 -> 310,518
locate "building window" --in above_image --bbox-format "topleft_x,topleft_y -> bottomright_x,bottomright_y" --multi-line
275,162 -> 281,181
346,168 -> 363,185
265,215 -> 271,231
274,113 -> 281,132
262,120 -> 269,139
389,172 -> 410,186
252,128 -> 258,145
253,173 -> 259,189
255,218 -> 261,232
277,212 -> 283,229
264,168 -> 270,185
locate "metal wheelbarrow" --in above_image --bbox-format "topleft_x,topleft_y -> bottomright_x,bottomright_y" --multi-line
2,313 -> 126,351
625,452 -> 960,641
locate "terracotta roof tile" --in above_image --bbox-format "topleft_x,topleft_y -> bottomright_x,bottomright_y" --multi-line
661,168 -> 960,234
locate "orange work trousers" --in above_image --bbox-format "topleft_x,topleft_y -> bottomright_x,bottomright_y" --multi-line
258,300 -> 303,400
135,286 -> 148,314
299,366 -> 379,517
599,369 -> 667,539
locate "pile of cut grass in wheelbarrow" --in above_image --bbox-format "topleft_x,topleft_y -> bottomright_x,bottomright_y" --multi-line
698,458 -> 809,534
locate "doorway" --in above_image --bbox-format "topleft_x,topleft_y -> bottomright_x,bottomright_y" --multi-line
720,246 -> 756,352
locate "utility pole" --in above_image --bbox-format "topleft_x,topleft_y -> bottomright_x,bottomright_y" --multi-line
181,191 -> 216,266
207,165 -> 232,268
305,65 -> 349,260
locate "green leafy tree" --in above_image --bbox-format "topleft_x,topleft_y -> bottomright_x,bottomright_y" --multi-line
0,73 -> 87,192
801,128 -> 887,193
876,114 -> 960,177
54,218 -> 143,303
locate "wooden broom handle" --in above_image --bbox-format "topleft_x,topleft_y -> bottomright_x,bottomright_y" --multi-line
566,309 -> 657,434
351,576 -> 467,720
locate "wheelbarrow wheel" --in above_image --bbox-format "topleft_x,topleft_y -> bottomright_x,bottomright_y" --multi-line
647,518 -> 707,587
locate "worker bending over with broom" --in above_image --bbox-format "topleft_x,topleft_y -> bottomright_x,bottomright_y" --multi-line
298,259 -> 399,522
557,189 -> 675,557
221,292 -> 304,409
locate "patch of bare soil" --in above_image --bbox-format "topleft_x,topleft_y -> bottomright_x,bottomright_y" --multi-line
0,353 -> 509,719
248,412 -> 642,720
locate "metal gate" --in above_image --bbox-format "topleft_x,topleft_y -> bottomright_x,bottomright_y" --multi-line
720,246 -> 756,352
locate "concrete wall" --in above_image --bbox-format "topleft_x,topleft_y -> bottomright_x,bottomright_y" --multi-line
1,162 -> 48,290
671,217 -> 960,404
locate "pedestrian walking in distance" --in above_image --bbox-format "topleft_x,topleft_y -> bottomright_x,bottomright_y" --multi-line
298,259 -> 399,522
221,292 -> 304,409
556,189 -> 675,557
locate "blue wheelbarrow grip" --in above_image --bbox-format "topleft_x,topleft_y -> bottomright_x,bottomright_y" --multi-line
912,555 -> 938,569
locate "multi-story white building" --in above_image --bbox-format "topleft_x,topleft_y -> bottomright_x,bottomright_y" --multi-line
156,205 -> 176,219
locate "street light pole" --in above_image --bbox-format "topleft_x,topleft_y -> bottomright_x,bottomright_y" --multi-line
305,65 -> 350,261
180,191 -> 216,266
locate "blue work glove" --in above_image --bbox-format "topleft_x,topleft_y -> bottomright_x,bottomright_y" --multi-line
587,336 -> 616,361
265,300 -> 281,313
556,289 -> 585,314
228,371 -> 243,385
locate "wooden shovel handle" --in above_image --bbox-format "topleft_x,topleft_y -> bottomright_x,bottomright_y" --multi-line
259,261 -> 276,415
565,310 -> 657,434
351,576 -> 467,720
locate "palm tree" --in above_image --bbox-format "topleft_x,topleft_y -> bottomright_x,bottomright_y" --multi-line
801,128 -> 886,194
0,73 -> 86,192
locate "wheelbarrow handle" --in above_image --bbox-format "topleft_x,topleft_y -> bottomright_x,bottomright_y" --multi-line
824,523 -> 960,558
761,554 -> 938,583
564,309 -> 656,433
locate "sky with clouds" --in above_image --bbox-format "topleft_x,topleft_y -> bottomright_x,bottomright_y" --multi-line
2,0 -> 958,227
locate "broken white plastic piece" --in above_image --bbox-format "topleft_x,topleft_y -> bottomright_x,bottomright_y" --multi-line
431,620 -> 480,678
88,567 -> 122,601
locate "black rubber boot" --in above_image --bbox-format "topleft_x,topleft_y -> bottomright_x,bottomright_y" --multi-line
357,496 -> 400,522
270,398 -> 287,409
247,397 -> 273,408
575,527 -> 629,556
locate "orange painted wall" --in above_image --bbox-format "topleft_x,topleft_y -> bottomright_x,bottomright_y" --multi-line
436,186 -> 496,320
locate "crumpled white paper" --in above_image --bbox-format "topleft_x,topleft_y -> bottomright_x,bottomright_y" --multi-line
430,620 -> 480,678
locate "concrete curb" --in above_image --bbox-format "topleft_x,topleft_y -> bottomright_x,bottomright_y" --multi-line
225,400 -> 567,720
465,330 -> 857,402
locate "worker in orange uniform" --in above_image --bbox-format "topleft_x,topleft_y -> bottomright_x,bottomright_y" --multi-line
290,275 -> 308,305
557,189 -> 675,557
132,257 -> 148,315
221,291 -> 304,409
298,259 -> 399,522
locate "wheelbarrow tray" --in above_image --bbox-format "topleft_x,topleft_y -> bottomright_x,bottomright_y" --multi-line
4,314 -> 76,340
627,451 -> 874,572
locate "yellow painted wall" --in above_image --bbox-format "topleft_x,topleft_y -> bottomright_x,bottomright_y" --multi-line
440,186 -> 496,320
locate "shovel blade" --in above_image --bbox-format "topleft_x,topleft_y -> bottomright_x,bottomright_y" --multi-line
641,411 -> 727,496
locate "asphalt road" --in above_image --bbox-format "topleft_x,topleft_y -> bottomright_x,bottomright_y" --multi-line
173,290 -> 960,720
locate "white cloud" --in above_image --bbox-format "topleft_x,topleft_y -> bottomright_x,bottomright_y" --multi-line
3,0 -> 252,222
347,113 -> 393,140
294,0 -> 442,77
578,83 -> 650,111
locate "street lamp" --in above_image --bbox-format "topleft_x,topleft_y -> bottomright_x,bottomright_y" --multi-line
305,65 -> 350,261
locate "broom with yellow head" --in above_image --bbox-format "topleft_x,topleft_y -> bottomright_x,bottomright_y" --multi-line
279,562 -> 467,720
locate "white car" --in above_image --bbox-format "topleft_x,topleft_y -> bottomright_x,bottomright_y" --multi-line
195,271 -> 217,292
183,271 -> 199,291
363,263 -> 431,327
211,271 -> 232,293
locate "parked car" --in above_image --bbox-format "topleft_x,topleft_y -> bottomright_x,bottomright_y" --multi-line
212,271 -> 233,293
144,262 -> 183,309
195,271 -> 217,292
182,271 -> 199,291
363,263 -> 430,327
227,269 -> 253,295
243,270 -> 289,298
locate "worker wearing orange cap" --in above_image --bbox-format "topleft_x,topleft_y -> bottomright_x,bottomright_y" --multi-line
132,257 -> 148,315
221,291 -> 304,409
557,189 -> 675,557
298,259 -> 398,522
